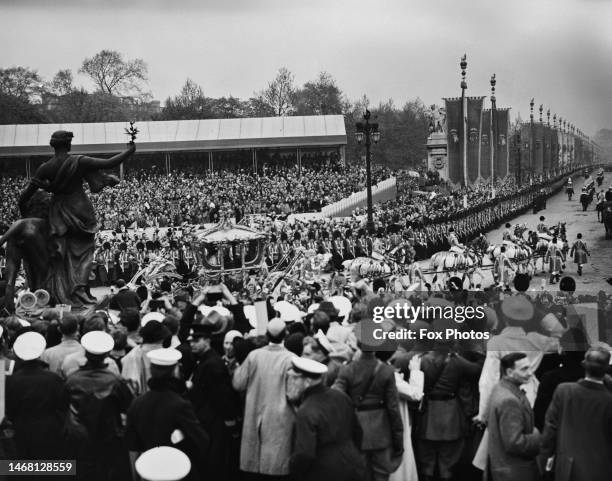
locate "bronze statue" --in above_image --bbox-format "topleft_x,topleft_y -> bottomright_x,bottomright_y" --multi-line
8,130 -> 136,308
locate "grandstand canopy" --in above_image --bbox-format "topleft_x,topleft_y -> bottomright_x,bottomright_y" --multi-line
0,115 -> 347,157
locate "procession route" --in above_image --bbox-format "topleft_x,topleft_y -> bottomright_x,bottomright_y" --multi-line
415,175 -> 612,293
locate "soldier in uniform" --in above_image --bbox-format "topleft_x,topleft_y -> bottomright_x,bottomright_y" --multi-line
280,232 -> 291,269
493,245 -> 514,289
119,242 -> 131,281
355,229 -> 367,258
100,241 -> 113,286
125,348 -> 210,481
344,229 -> 356,260
544,236 -> 565,284
307,231 -> 318,253
569,233 -> 590,276
321,230 -> 332,255
136,239 -> 146,270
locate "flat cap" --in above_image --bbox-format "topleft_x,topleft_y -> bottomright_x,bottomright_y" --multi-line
501,295 -> 534,323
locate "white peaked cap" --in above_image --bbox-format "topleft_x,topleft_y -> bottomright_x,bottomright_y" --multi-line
13,331 -> 46,361
292,356 -> 328,376
141,311 -> 165,327
81,331 -> 114,355
135,446 -> 191,481
147,348 -> 182,366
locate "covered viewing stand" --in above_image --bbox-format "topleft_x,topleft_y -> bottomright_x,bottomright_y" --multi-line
0,115 -> 347,177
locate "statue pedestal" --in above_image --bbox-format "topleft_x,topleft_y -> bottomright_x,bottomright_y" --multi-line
427,132 -> 449,180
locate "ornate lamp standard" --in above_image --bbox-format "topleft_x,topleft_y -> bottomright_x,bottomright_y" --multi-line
355,109 -> 381,234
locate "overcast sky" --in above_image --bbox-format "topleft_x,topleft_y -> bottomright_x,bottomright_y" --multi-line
2,0 -> 611,135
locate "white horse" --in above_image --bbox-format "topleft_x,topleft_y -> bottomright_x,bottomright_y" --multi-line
343,257 -> 392,281
429,249 -> 480,288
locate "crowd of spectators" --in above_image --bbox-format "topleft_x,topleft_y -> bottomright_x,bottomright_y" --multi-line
0,163 -> 393,231
2,267 -> 612,481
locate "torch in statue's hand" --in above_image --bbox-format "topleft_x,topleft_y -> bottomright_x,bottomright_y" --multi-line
125,121 -> 139,145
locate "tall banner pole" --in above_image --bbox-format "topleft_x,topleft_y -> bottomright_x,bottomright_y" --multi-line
460,55 -> 468,187
490,74 -> 496,197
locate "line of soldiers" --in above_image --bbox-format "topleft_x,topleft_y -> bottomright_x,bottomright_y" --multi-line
91,230 -> 198,286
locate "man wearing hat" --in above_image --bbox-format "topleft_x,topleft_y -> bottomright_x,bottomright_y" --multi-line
333,321 -> 404,481
232,317 -> 296,477
17,131 -> 135,306
122,320 -> 171,395
288,357 -> 367,481
135,446 -> 192,481
126,348 -> 209,481
65,331 -> 134,481
6,332 -> 72,460
187,324 -> 240,479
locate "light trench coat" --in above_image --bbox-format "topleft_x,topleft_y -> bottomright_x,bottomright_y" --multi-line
232,343 -> 296,475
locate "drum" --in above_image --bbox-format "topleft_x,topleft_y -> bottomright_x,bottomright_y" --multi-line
538,233 -> 552,241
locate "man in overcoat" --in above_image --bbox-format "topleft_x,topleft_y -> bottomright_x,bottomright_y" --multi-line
232,318 -> 296,477
541,346 -> 612,481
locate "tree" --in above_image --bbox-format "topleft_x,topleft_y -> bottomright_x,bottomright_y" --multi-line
245,95 -> 275,117
294,71 -> 344,115
0,66 -> 43,101
209,96 -> 247,118
47,69 -> 74,96
257,67 -> 296,116
79,50 -> 148,96
0,92 -> 48,124
160,78 -> 211,120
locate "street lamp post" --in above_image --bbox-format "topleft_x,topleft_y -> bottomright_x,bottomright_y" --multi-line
355,109 -> 380,235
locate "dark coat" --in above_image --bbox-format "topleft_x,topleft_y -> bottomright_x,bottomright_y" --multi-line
125,377 -> 210,480
65,364 -> 133,481
419,351 -> 483,441
486,378 -> 540,481
5,361 -> 70,459
541,380 -> 612,481
109,288 -> 141,311
290,384 -> 367,481
533,360 -> 583,430
332,357 -> 403,452
189,348 -> 240,479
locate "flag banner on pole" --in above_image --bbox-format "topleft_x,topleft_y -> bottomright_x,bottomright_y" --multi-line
543,125 -> 551,172
534,123 -> 544,173
575,135 -> 582,165
551,129 -> 559,170
467,97 -> 485,183
495,109 -> 510,179
480,109 -> 492,180
444,98 -> 463,185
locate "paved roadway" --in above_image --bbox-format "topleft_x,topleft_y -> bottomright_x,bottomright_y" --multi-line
416,174 -> 612,293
